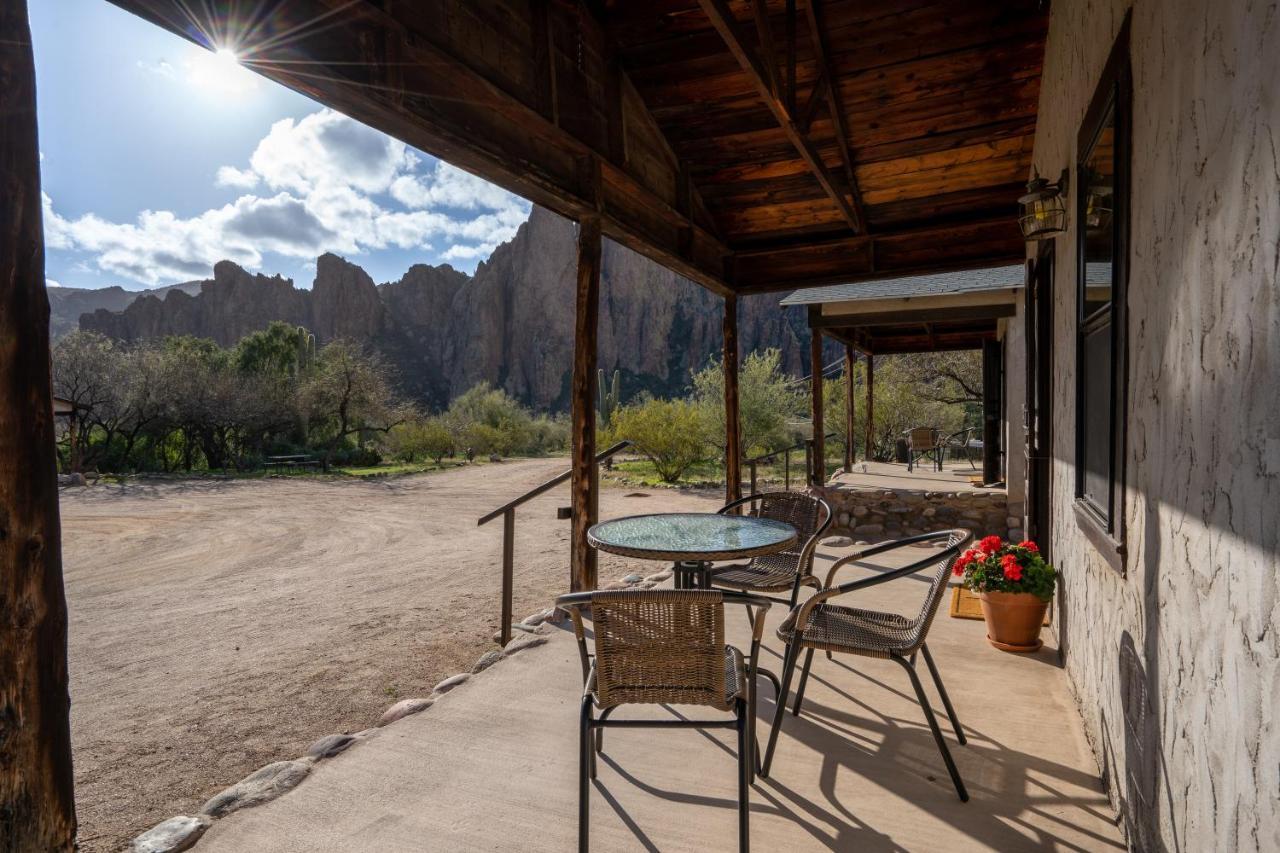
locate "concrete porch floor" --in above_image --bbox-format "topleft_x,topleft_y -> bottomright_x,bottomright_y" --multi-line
828,459 -> 998,494
195,542 -> 1121,852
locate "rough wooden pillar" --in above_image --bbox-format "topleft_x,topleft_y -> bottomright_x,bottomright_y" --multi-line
569,216 -> 601,592
808,316 -> 824,486
843,345 -> 855,473
864,353 -> 875,462
982,338 -> 1002,485
723,294 -> 741,505
0,2 -> 78,847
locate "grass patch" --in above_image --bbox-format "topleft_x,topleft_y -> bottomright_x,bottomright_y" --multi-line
605,453 -> 845,490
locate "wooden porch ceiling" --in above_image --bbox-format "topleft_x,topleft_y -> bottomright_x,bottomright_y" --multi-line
105,0 -> 1046,295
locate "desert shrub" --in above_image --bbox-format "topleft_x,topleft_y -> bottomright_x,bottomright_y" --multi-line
693,348 -> 804,460
386,417 -> 454,463
611,397 -> 708,483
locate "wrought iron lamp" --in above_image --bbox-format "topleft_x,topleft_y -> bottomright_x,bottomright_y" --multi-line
1017,169 -> 1069,240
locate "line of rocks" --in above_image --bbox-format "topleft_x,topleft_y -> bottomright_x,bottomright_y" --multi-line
815,485 -> 1022,542
128,571 -> 666,853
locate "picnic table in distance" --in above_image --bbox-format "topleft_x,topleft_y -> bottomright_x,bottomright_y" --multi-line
262,454 -> 320,473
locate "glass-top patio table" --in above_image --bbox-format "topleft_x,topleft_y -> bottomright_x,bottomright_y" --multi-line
588,512 -> 798,589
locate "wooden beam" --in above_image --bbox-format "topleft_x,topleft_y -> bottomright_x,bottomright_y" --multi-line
0,0 -> 78,846
570,216 -> 602,592
107,0 -> 733,295
749,0 -> 779,96
809,308 -> 825,485
809,302 -> 1018,330
796,67 -> 828,135
723,294 -> 741,505
803,0 -> 868,234
864,353 -> 875,462
843,345 -> 855,473
697,0 -> 864,234
731,216 -> 1024,292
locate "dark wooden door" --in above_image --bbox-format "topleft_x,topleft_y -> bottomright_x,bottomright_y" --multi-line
1024,246 -> 1055,561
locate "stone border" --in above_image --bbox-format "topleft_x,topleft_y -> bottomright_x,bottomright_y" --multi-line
814,484 -> 1022,543
127,570 -> 661,853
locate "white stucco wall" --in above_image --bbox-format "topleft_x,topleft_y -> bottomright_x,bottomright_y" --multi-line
1002,292 -> 1027,520
1031,2 -> 1279,851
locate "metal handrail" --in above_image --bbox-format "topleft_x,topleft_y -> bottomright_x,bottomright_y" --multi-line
477,439 -> 632,646
742,432 -> 838,494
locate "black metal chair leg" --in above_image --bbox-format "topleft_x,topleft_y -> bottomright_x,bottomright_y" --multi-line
594,706 -> 615,757
788,576 -> 803,609
736,699 -> 751,852
791,648 -> 815,717
761,641 -> 800,778
920,644 -> 966,745
579,696 -> 592,852
894,656 -> 968,802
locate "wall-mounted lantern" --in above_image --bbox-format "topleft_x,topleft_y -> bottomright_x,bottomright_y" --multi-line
1084,181 -> 1113,230
1017,169 -> 1069,241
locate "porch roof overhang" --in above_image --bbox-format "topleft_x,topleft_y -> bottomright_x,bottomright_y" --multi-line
782,263 -> 1023,354
103,1 -> 1046,296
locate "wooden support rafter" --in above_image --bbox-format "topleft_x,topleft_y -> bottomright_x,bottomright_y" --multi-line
843,345 -> 855,473
808,307 -> 826,485
803,0 -> 868,235
697,0 -> 864,234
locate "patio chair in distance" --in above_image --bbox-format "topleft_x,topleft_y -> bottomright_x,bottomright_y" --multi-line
759,529 -> 973,801
906,427 -> 943,472
556,588 -> 773,853
945,427 -> 979,470
705,491 -> 832,608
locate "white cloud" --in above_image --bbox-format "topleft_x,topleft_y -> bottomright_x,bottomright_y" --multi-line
42,107 -> 532,287
47,278 -> 63,288
215,166 -> 258,189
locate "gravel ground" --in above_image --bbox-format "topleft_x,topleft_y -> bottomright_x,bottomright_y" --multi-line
60,459 -> 719,851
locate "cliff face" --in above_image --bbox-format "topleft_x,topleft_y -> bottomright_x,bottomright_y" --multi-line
80,206 -> 811,410
47,280 -> 202,340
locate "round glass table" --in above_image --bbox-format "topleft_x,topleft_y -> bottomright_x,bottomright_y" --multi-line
588,512 -> 798,589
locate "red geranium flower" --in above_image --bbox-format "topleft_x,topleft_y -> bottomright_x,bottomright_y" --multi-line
979,535 -> 1004,555
952,552 -> 972,576
1001,553 -> 1023,581
1018,539 -> 1039,553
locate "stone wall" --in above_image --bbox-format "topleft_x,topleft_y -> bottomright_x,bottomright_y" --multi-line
816,485 -> 1019,543
1032,2 -> 1279,851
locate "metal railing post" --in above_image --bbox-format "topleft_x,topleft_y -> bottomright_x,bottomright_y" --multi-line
748,461 -> 758,496
804,440 -> 813,486
784,450 -> 791,491
501,508 -> 515,647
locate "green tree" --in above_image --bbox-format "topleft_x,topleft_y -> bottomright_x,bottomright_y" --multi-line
387,417 -> 454,463
300,339 -> 412,464
612,397 -> 708,483
693,348 -> 804,460
235,322 -> 315,378
445,382 -> 533,458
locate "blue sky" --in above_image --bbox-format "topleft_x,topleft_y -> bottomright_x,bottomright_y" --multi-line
31,0 -> 531,290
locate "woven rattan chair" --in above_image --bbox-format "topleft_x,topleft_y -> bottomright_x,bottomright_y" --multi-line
706,491 -> 832,608
906,427 -> 943,472
760,529 -> 973,801
556,589 -> 773,852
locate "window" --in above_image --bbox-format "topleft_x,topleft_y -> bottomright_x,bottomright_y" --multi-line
1074,20 -> 1130,570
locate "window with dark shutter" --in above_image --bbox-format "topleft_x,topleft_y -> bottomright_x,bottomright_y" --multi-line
1074,19 -> 1130,571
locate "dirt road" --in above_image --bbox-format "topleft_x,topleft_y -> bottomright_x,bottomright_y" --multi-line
60,459 -> 718,851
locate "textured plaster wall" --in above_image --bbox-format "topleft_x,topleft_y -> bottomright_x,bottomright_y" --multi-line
1003,293 -> 1028,516
1032,2 -> 1279,850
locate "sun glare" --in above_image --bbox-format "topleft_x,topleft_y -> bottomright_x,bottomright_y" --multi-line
187,45 -> 257,97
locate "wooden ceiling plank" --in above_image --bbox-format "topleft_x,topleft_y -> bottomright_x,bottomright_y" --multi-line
696,0 -> 864,234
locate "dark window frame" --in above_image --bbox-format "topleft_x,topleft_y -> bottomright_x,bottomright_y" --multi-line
1073,17 -> 1131,573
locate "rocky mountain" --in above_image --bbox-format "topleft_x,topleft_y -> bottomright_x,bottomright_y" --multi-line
47,280 -> 202,340
79,206 -> 813,411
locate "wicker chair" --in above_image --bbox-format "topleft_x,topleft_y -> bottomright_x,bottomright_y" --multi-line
556,589 -> 773,852
759,530 -> 973,801
906,427 -> 943,472
705,491 -> 832,608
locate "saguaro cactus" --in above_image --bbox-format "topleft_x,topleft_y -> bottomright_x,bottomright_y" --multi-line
597,368 -> 621,429
293,326 -> 316,373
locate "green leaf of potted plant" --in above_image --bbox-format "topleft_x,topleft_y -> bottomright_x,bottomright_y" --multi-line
952,535 -> 1056,652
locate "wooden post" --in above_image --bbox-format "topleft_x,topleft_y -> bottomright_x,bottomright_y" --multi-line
864,353 -> 875,462
499,509 -> 515,646
569,216 -> 601,592
843,345 -> 855,473
982,339 -> 1003,485
723,294 -> 741,505
0,2 -> 78,847
809,317 -> 824,486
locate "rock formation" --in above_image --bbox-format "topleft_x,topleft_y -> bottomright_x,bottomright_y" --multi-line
79,206 -> 814,410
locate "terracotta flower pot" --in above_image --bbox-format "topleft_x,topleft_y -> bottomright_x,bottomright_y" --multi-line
977,590 -> 1050,652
